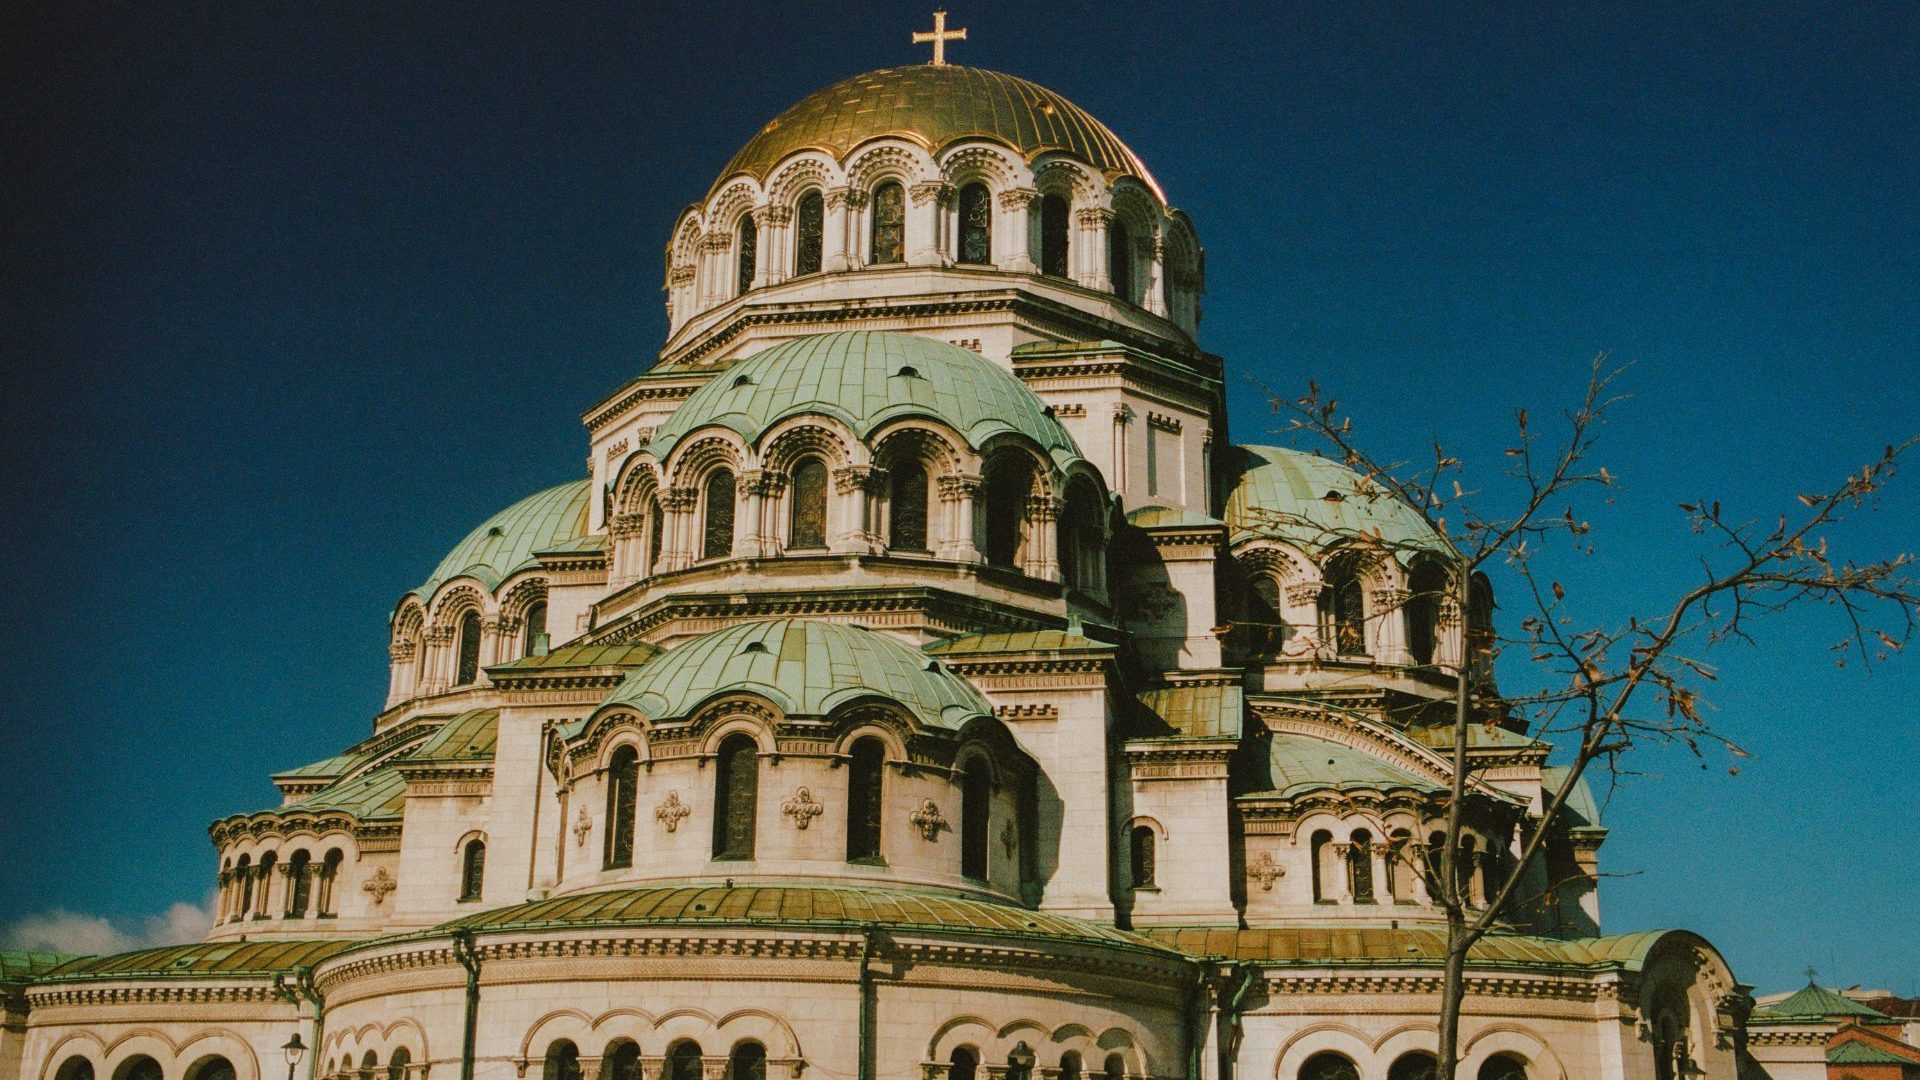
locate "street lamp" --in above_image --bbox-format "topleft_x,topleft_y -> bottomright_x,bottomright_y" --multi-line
1008,1042 -> 1036,1080
282,1035 -> 307,1080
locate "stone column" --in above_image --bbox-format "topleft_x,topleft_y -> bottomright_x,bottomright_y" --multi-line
1146,232 -> 1168,316
759,205 -> 792,285
1372,587 -> 1412,665
1110,405 -> 1133,494
998,188 -> 1038,272
1076,207 -> 1113,292
832,466 -> 883,554
386,640 -> 416,706
908,180 -> 950,266
749,207 -> 773,289
735,469 -> 768,559
1024,493 -> 1063,582
658,487 -> 698,571
937,473 -> 982,562
834,188 -> 866,271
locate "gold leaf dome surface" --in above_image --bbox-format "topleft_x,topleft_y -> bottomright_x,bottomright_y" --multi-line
715,65 -> 1160,197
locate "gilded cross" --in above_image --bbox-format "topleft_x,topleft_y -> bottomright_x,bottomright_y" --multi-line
912,10 -> 967,66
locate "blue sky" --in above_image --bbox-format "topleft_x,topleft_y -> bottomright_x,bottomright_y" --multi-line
2,1 -> 1914,993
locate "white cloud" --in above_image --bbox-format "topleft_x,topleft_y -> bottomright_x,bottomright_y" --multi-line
3,895 -> 217,956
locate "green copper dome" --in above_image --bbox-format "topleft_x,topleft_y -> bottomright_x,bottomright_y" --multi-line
649,332 -> 1084,470
600,619 -> 993,731
1222,445 -> 1442,554
715,65 -> 1161,198
413,479 -> 591,599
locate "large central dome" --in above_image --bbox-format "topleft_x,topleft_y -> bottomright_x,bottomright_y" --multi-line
715,64 -> 1159,195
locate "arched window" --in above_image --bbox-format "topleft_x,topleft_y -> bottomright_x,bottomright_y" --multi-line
646,496 -> 664,575
727,1042 -> 766,1080
1059,1054 -> 1083,1080
1129,825 -> 1156,889
603,1043 -> 641,1080
1406,561 -> 1447,665
115,1059 -> 163,1080
387,1050 -> 412,1080
1103,1054 -> 1126,1080
1246,571 -> 1285,654
1457,835 -> 1478,903
948,1049 -> 979,1080
55,1058 -> 95,1080
1006,1045 -> 1035,1080
958,182 -> 992,264
1348,828 -> 1374,902
1425,830 -> 1447,901
888,460 -> 929,552
456,610 -> 484,685
254,850 -> 276,916
186,1058 -> 236,1080
1040,194 -> 1070,277
788,456 -> 829,550
1468,571 -> 1496,677
1060,478 -> 1104,593
703,469 -> 737,560
980,456 -> 1032,569
523,601 -> 548,658
870,181 -> 906,264
1388,829 -> 1415,901
960,762 -> 991,880
794,192 -> 824,276
1109,217 -> 1133,300
285,849 -> 312,917
1299,1053 -> 1359,1080
713,733 -> 759,860
737,214 -> 756,296
846,737 -> 886,862
667,1042 -> 704,1080
1309,829 -> 1333,902
1388,1053 -> 1438,1080
604,745 -> 638,870
459,838 -> 486,901
1322,557 -> 1367,656
1479,1055 -> 1528,1080
319,847 -> 343,914
362,1051 -> 380,1079
543,1042 -> 583,1080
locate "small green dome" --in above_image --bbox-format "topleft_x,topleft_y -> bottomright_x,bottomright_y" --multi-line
1222,445 -> 1441,553
413,479 -> 591,599
648,332 -> 1084,470
601,619 -> 992,731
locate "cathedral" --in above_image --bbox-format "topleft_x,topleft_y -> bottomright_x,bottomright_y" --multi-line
1,30 -> 1756,1080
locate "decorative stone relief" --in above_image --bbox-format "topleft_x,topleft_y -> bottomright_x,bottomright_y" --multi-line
362,867 -> 397,904
655,791 -> 691,833
782,787 -> 823,830
909,799 -> 949,841
1000,819 -> 1018,857
572,807 -> 592,847
1248,850 -> 1285,891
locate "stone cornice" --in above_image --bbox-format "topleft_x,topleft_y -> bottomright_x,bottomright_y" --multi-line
583,378 -> 703,435
27,980 -> 288,1007
1261,971 -> 1602,1002
589,582 -> 1060,648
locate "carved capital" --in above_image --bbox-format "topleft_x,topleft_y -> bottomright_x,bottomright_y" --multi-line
388,640 -> 416,661
938,472 -> 983,499
909,180 -> 952,207
760,205 -> 793,226
998,187 -> 1040,210
1076,206 -> 1115,227
1286,582 -> 1326,606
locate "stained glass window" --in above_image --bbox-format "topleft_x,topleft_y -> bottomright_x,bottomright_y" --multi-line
1301,1054 -> 1359,1080
728,1042 -> 766,1080
667,1044 -> 703,1080
788,457 -> 828,550
1323,558 -> 1366,656
543,1043 -> 582,1080
713,734 -> 758,860
1389,1055 -> 1437,1080
604,746 -> 637,870
1129,825 -> 1155,888
604,1044 -> 641,1080
459,839 -> 485,901
960,765 -> 991,879
1109,217 -> 1132,300
870,181 -> 905,264
736,214 -> 756,295
982,459 -> 1029,569
456,611 -> 482,685
523,601 -> 547,658
1348,829 -> 1374,901
646,497 -> 663,574
795,191 -> 823,276
703,469 -> 736,560
1249,572 -> 1283,654
958,182 -> 991,264
1040,194 -> 1070,277
1407,562 -> 1446,665
888,461 -> 928,551
846,738 -> 885,861
286,849 -> 311,916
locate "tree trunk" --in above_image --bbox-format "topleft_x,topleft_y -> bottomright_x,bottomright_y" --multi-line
1437,926 -> 1470,1080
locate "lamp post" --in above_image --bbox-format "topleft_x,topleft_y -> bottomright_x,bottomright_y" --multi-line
1008,1042 -> 1036,1080
283,1035 -> 307,1080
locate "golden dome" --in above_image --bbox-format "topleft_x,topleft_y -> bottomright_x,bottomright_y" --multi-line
715,65 -> 1161,197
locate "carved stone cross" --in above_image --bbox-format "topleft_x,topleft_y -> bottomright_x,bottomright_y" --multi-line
572,806 -> 592,847
782,787 -> 824,830
910,799 -> 950,841
656,790 -> 691,833
362,867 -> 397,904
1248,850 -> 1285,891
